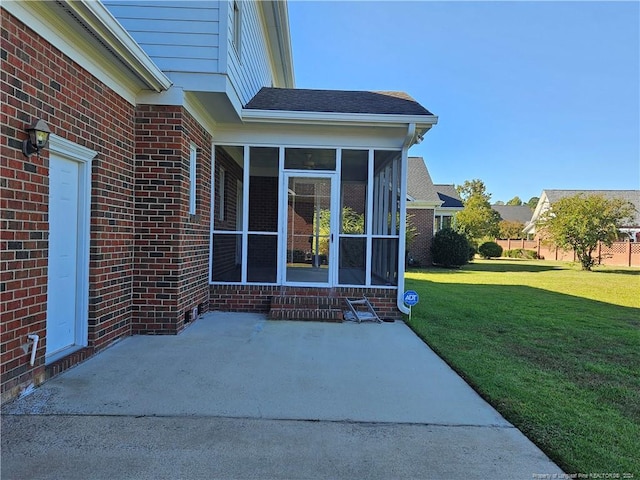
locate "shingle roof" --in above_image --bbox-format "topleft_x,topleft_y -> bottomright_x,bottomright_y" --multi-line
434,184 -> 464,208
407,157 -> 441,204
245,87 -> 434,116
543,190 -> 640,225
492,205 -> 533,224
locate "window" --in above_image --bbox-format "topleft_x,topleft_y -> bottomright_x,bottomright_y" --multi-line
232,0 -> 241,54
218,167 -> 226,221
189,144 -> 197,215
435,215 -> 452,232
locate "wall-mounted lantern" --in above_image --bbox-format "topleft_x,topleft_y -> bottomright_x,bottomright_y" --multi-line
22,119 -> 51,157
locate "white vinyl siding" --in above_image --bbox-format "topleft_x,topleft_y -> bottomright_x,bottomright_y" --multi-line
226,0 -> 274,105
103,1 -> 220,73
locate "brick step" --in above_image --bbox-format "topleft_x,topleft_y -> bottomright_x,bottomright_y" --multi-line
268,295 -> 344,322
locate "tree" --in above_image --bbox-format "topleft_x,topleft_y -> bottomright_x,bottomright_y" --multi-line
526,196 -> 540,209
499,220 -> 525,239
454,179 -> 501,243
536,193 -> 635,270
506,196 -> 523,206
456,179 -> 491,203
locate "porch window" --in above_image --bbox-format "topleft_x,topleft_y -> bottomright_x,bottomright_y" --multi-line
371,150 -> 401,286
339,150 -> 368,285
210,145 -> 403,288
212,145 -> 243,282
248,147 -> 279,283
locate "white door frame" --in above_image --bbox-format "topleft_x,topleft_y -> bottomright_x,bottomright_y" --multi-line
46,135 -> 95,364
281,171 -> 338,287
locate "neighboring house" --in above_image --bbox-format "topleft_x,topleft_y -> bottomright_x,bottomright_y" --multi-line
523,190 -> 640,241
1,1 -> 437,401
492,205 -> 533,236
433,184 -> 464,231
406,157 -> 463,266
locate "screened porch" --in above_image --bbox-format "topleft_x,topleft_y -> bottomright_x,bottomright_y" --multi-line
210,145 -> 405,289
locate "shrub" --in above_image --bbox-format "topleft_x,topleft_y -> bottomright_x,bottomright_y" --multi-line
431,228 -> 471,267
504,248 -> 538,259
478,241 -> 503,259
468,244 -> 477,261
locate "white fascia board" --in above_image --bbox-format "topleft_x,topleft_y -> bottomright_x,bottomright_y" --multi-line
242,109 -> 438,129
435,206 -> 463,215
63,1 -> 172,92
4,0 -> 171,103
407,201 -> 441,209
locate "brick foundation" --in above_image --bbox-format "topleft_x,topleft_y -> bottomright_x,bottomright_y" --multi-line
210,285 -> 402,320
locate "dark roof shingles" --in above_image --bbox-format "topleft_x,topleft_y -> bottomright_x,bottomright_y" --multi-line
245,87 -> 433,116
492,205 -> 533,224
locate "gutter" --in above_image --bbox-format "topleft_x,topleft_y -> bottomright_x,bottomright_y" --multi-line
242,108 -> 438,128
397,123 -> 416,316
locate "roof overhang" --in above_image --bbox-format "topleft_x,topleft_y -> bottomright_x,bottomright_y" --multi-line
241,109 -> 438,141
4,0 -> 171,100
407,201 -> 443,209
60,0 -> 172,92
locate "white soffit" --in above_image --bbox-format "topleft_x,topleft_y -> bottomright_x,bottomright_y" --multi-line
4,0 -> 171,104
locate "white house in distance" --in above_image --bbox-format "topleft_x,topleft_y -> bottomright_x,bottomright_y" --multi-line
524,190 -> 640,241
1,0 -> 437,401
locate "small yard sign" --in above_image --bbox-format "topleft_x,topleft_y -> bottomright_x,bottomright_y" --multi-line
403,290 -> 419,306
403,290 -> 419,320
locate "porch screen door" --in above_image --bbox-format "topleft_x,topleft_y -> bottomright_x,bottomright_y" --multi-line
285,174 -> 335,285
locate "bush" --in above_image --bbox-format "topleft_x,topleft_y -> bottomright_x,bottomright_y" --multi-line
504,248 -> 538,260
478,241 -> 503,259
431,228 -> 471,267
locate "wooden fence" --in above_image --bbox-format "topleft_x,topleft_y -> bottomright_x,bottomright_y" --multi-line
495,238 -> 640,267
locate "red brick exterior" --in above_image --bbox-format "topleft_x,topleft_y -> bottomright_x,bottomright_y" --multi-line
132,106 -> 211,334
210,285 -> 401,320
407,208 -> 434,267
1,10 -> 212,402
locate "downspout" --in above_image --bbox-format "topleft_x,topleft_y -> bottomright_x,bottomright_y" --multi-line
397,123 -> 416,315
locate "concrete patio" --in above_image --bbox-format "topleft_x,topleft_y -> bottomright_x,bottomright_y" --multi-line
1,312 -> 563,479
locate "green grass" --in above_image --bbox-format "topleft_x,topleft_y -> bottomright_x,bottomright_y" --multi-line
405,259 -> 640,475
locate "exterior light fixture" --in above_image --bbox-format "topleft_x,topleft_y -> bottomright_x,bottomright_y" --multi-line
22,119 -> 51,157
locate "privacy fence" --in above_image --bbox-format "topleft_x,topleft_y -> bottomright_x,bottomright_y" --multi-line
495,239 -> 640,267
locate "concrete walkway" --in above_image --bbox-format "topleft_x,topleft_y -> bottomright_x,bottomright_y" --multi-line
2,312 -> 563,479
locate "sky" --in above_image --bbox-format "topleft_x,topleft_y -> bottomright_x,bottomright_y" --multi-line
287,1 -> 640,204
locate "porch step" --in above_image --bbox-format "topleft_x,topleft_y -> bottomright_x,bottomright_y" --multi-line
268,295 -> 344,322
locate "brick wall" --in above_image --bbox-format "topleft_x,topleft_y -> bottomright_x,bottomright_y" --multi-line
1,10 -> 136,400
407,208 -> 434,267
210,285 -> 401,319
1,10 -> 213,401
132,105 -> 212,334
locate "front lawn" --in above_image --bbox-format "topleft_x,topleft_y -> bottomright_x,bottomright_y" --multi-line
405,259 -> 640,475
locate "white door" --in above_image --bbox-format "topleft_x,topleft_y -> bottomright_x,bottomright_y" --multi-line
46,155 -> 81,358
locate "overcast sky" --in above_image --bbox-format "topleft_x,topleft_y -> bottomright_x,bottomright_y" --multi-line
288,1 -> 640,204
